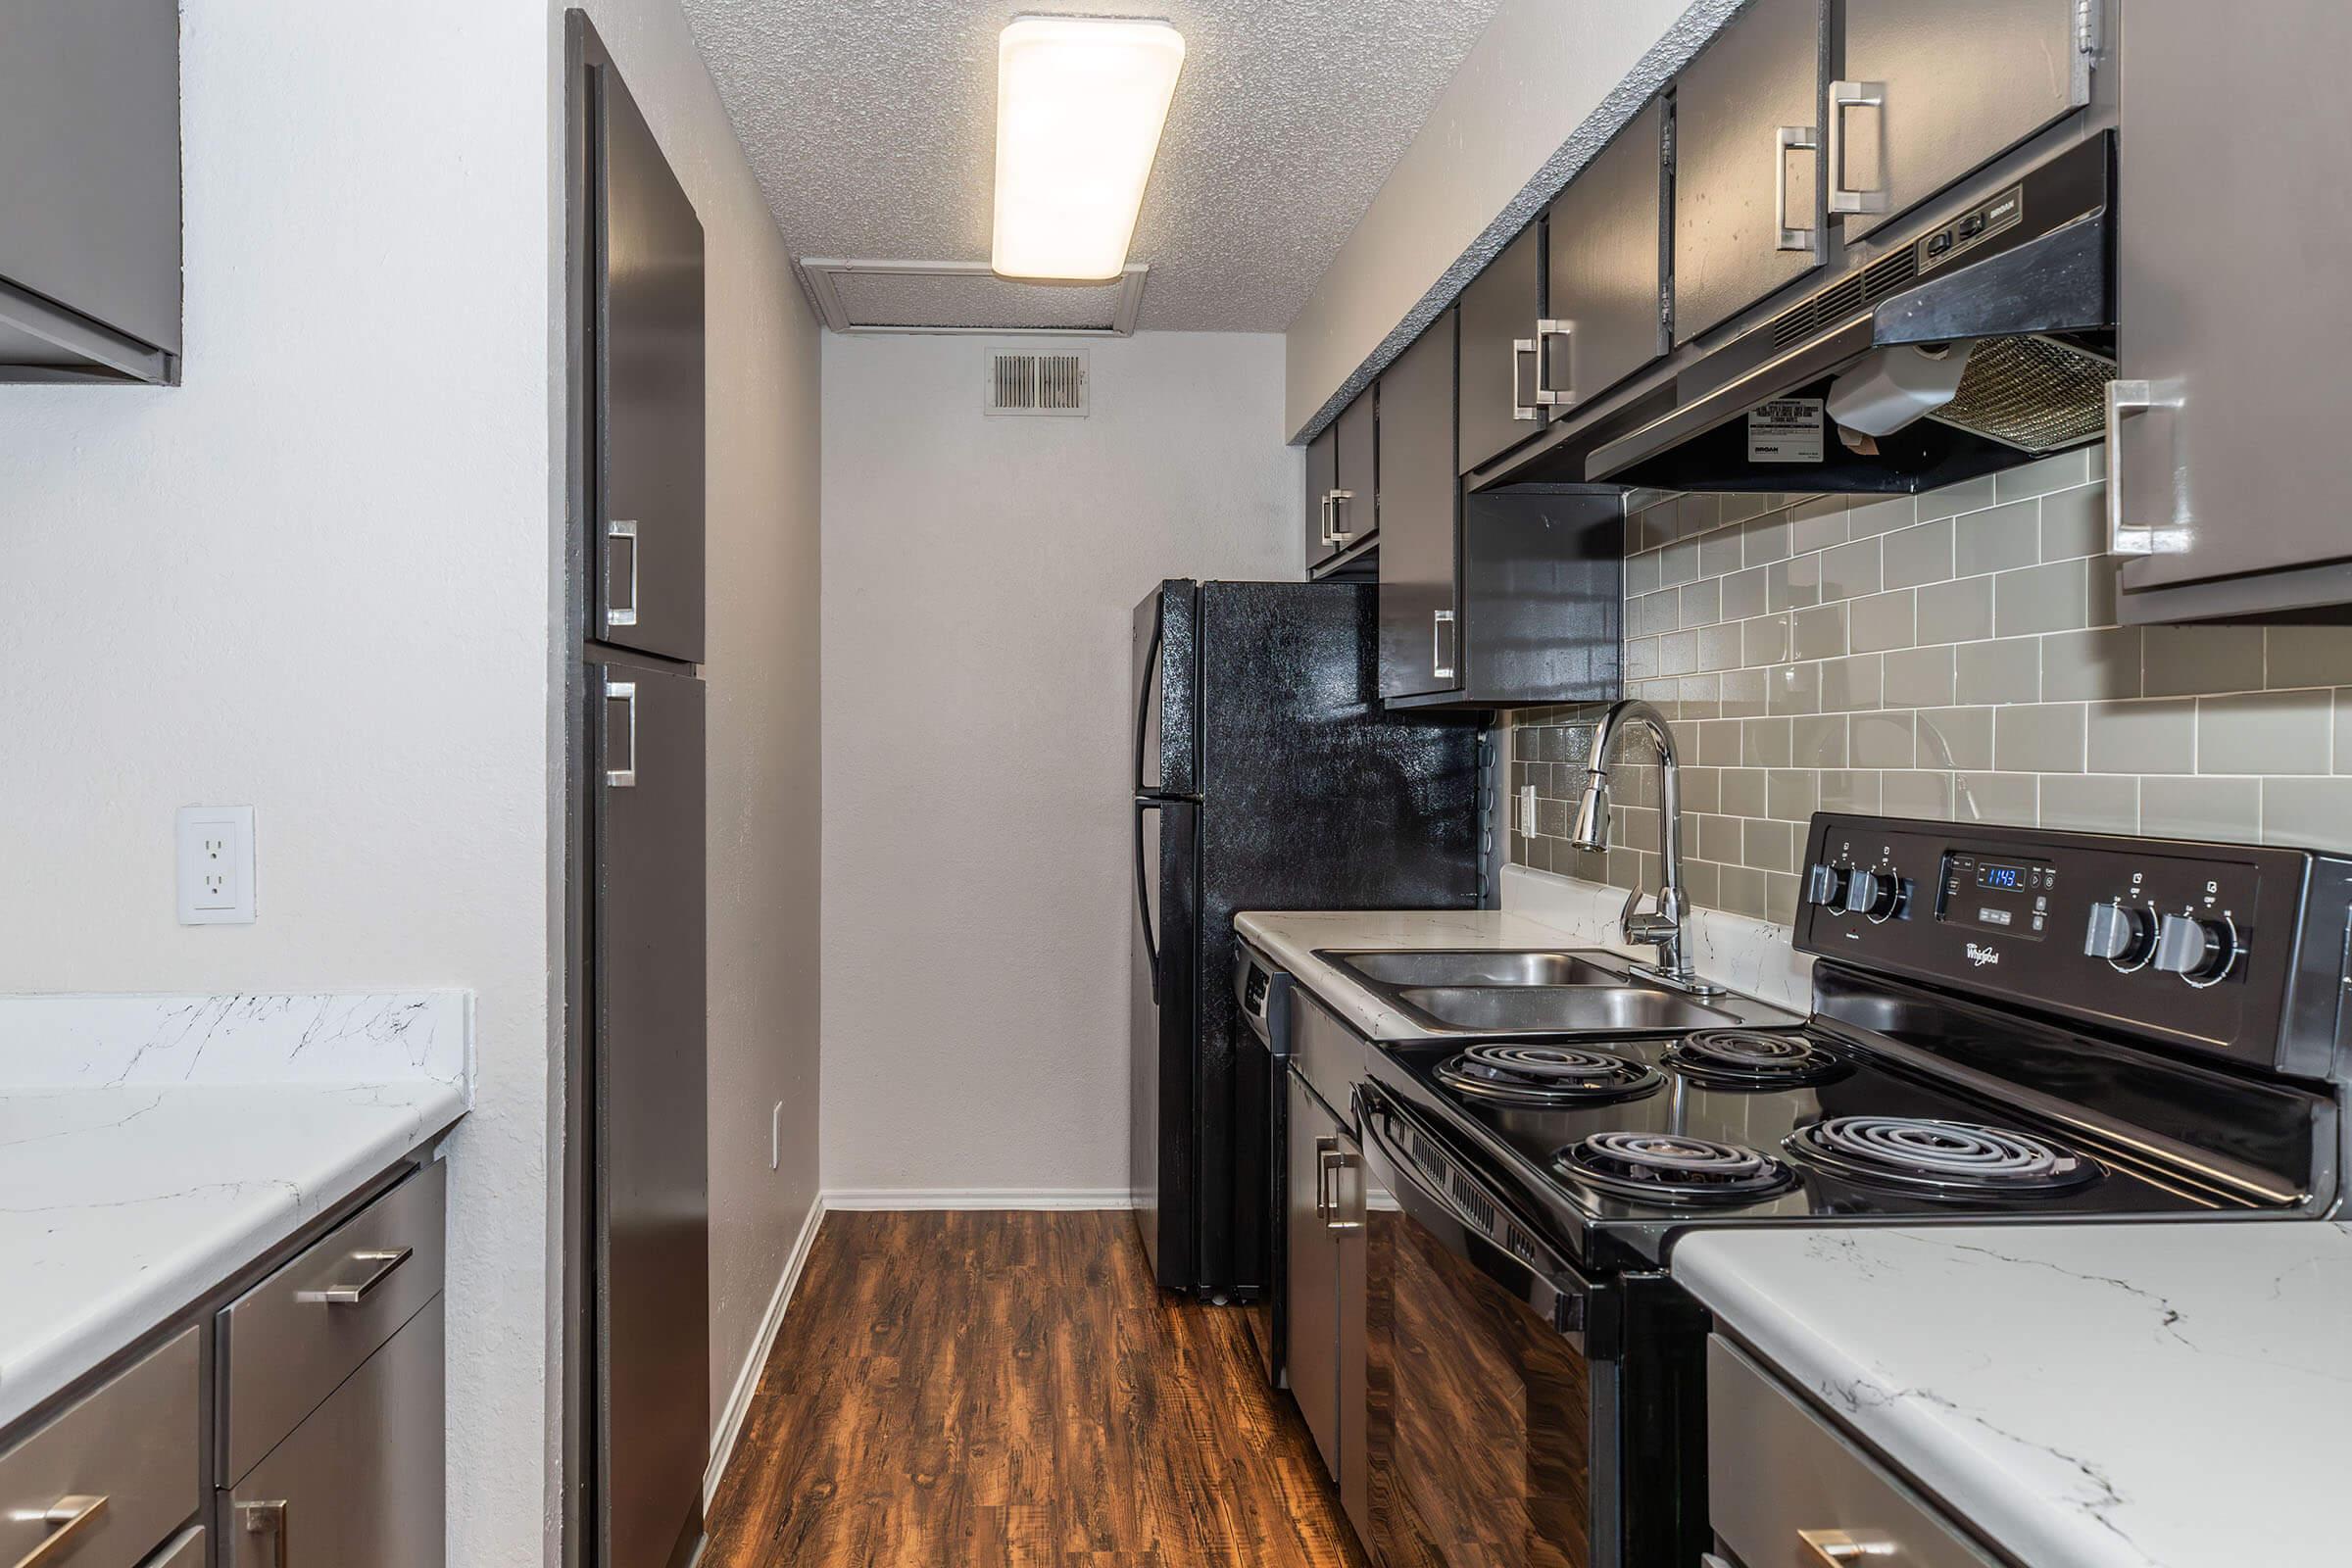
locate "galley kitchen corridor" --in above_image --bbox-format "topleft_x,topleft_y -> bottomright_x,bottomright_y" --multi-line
703,1212 -> 1366,1567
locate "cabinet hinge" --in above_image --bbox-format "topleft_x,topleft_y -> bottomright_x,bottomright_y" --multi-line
2074,0 -> 2100,56
1659,282 -> 1673,328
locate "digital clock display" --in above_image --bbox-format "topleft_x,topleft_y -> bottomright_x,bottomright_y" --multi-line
1977,862 -> 2030,891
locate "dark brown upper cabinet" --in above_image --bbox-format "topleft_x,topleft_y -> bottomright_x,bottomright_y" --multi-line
1833,0 -> 2088,245
1456,222 -> 1547,475
1304,388 -> 1378,575
1376,312 -> 1459,701
1672,0 -> 1825,346
1541,98 -> 1668,418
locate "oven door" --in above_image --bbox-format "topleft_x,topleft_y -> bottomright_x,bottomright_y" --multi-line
1353,1082 -> 1608,1568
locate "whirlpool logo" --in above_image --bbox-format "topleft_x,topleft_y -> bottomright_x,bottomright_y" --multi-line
1965,943 -> 2002,967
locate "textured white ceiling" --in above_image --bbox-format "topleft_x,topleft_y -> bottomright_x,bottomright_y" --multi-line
680,0 -> 1506,332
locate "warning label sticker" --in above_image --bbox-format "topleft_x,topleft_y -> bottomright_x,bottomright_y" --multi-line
1746,398 -> 1826,464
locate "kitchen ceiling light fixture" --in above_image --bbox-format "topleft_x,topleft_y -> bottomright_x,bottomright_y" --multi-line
991,16 -> 1186,281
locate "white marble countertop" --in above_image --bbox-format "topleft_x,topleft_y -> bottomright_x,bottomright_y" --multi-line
1675,1222 -> 2352,1568
0,993 -> 468,1431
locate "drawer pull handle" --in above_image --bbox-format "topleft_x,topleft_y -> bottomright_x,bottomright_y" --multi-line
8,1494 -> 107,1568
1800,1528 -> 1898,1564
298,1246 -> 414,1305
239,1500 -> 288,1568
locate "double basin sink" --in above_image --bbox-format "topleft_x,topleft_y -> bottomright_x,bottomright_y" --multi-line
1314,948 -> 1796,1036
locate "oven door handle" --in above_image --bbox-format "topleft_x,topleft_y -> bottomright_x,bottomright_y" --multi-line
1353,1084 -> 1589,1335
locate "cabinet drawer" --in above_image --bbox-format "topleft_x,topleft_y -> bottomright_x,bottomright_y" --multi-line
220,1161 -> 447,1483
0,1325 -> 200,1568
1707,1337 -> 1997,1568
223,1298 -> 445,1568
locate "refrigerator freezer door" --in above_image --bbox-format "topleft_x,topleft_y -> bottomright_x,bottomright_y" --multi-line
591,655 -> 709,1568
1133,581 -> 1199,799
1129,796 -> 1199,1289
591,54 -> 706,663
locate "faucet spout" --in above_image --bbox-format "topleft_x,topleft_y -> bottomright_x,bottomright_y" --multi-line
1569,699 -> 1714,992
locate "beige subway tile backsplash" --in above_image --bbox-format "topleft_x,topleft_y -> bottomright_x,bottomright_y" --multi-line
1508,468 -> 2352,916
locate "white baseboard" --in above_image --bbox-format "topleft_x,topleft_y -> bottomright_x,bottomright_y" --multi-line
820,1187 -> 1134,1211
704,1193 -> 826,1508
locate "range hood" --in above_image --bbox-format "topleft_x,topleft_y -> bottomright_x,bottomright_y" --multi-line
1576,131 -> 2116,495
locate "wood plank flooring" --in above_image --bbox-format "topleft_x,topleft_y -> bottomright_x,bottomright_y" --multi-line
704,1209 -> 1369,1568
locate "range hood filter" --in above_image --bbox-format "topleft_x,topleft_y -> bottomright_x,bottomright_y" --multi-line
1925,333 -> 2116,454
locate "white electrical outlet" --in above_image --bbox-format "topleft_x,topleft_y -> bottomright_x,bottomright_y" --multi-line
770,1102 -> 784,1171
176,806 -> 256,925
1520,784 -> 1539,837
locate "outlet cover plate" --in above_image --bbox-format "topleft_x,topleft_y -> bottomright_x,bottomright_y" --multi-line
177,806 -> 256,925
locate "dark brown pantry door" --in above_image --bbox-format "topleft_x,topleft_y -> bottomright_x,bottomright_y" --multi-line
594,57 -> 706,662
591,655 -> 709,1568
1377,311 -> 1459,700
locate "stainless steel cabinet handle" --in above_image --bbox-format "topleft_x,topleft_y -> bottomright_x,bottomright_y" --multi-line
1533,319 -> 1575,407
1311,1133 -> 1339,1219
1510,337 -> 1540,420
1329,488 -> 1357,545
239,1500 -> 289,1568
1827,80 -> 1888,215
2104,378 -> 2187,556
1798,1528 -> 1897,1564
296,1246 -> 413,1305
1433,609 -> 1456,682
604,679 -> 638,788
605,518 -> 640,629
9,1495 -> 107,1568
1775,123 -> 1819,249
1318,492 -> 1336,548
1321,1147 -> 1361,1233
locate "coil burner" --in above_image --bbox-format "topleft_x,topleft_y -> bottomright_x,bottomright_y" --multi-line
1662,1029 -> 1847,1089
1433,1044 -> 1664,1106
1553,1131 -> 1795,1205
1788,1115 -> 2102,1196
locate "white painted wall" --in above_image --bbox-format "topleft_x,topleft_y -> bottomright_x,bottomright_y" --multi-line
820,332 -> 1297,1197
559,0 -> 825,1467
1283,0 -> 1735,438
0,5 -> 557,1561
0,2 -> 819,1561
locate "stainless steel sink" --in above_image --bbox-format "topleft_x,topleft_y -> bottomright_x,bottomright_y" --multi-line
1329,949 -> 1630,989
1391,985 -> 1740,1034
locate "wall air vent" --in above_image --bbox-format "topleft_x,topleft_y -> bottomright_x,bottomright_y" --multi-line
798,259 -> 1148,336
986,348 -> 1089,417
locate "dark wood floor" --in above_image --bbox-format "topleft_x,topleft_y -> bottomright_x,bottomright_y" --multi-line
704,1209 -> 1369,1567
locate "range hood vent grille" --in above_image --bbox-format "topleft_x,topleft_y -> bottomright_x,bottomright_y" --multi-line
1928,333 -> 2114,453
1771,247 -> 1922,350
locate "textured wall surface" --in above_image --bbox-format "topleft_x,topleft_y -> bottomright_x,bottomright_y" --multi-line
819,332 -> 1298,1197
560,0 -> 825,1472
682,0 -> 1500,331
1510,452 -> 2352,924
1285,0 -> 1737,438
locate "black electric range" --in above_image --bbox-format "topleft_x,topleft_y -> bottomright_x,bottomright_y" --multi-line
1302,814 -> 2349,1568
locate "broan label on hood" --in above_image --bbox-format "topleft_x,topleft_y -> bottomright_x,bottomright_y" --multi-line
1746,398 -> 1825,463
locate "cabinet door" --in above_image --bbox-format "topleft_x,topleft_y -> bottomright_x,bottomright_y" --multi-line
1673,0 -> 1824,345
592,53 -> 707,662
1544,98 -> 1667,416
1284,1072 -> 1341,1480
1457,222 -> 1545,475
1378,313 -> 1461,700
1303,423 -> 1340,573
1835,0 -> 2085,243
1329,390 -> 1379,556
2114,1 -> 2352,599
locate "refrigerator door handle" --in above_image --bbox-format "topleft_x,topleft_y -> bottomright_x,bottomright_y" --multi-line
1134,798 -> 1163,1004
1133,603 -> 1163,795
604,680 -> 638,788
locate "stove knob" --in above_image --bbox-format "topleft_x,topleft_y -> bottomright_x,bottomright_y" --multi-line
2152,912 -> 2240,986
1804,862 -> 1853,908
2082,901 -> 2160,968
1845,868 -> 1906,922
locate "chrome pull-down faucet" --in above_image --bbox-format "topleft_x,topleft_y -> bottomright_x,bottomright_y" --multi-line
1566,699 -> 1724,996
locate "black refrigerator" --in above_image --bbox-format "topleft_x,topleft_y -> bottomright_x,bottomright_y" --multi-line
1131,579 -> 1484,1298
567,19 -> 709,1568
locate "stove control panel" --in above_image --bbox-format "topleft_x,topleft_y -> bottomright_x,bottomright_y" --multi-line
1795,813 -> 2352,1079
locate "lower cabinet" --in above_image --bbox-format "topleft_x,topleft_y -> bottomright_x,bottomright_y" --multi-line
1283,1068 -> 1368,1537
0,1324 -> 200,1568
